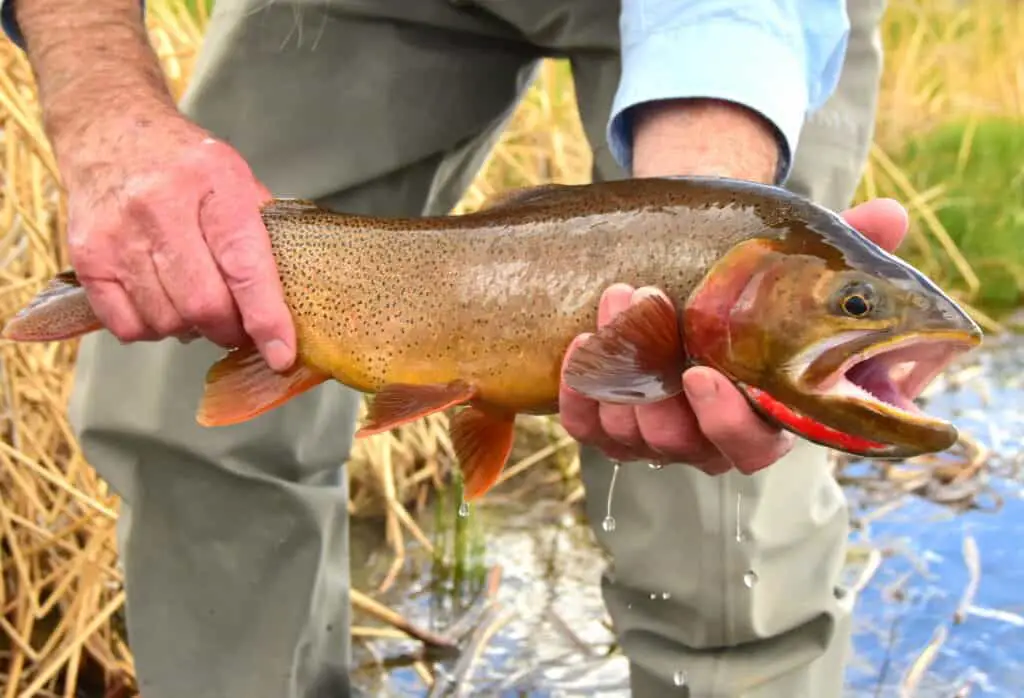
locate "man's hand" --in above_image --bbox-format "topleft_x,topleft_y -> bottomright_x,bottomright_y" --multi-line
558,197 -> 910,474
15,0 -> 296,372
62,115 -> 295,371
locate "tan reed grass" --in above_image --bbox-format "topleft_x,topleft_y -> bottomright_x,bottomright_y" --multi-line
0,0 -> 1016,694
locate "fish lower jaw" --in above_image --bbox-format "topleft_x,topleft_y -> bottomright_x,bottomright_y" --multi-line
809,332 -> 979,430
822,374 -> 935,426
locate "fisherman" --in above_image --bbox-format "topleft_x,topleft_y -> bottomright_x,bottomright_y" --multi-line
2,1 -> 896,696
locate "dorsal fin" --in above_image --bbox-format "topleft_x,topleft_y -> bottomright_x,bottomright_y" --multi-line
479,183 -> 576,211
259,198 -> 323,220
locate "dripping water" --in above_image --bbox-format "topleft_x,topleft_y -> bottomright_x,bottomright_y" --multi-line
735,493 -> 744,543
601,461 -> 621,532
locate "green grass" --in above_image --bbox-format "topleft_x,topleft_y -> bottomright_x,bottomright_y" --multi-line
899,118 -> 1024,309
183,0 -> 213,21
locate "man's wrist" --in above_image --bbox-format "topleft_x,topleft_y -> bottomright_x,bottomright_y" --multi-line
15,0 -> 177,169
630,98 -> 783,184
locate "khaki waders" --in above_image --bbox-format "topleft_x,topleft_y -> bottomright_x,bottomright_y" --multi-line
66,0 -> 888,695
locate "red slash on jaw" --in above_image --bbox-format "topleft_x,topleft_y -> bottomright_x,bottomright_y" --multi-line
742,385 -> 888,452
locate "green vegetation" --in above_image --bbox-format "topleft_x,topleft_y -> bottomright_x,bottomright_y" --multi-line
900,118 -> 1024,309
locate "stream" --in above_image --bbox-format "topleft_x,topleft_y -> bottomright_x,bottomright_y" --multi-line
346,334 -> 1024,697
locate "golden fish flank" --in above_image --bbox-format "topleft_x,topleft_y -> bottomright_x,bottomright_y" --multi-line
1,176 -> 983,500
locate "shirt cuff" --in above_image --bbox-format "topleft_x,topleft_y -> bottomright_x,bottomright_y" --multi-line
608,18 -> 832,184
1,0 -> 25,49
1,0 -> 148,49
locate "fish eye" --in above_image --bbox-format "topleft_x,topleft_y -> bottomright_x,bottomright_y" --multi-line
842,293 -> 871,317
835,280 -> 878,318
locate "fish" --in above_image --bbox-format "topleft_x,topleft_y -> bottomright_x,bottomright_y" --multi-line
1,175 -> 983,500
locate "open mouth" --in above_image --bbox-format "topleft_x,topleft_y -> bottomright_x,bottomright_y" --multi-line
813,332 -> 979,422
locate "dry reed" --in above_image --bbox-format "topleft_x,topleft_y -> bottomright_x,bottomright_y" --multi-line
0,0 -> 1019,695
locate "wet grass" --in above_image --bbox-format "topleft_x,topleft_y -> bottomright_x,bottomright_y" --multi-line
429,479 -> 489,613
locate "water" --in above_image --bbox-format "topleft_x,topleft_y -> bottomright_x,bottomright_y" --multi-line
735,493 -> 744,543
601,461 -> 621,534
349,335 -> 1024,697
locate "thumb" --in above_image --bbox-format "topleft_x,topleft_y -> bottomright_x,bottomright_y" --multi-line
842,198 -> 909,253
255,180 -> 274,203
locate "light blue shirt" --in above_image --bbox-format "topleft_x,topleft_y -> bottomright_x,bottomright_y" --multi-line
1,0 -> 848,183
610,0 -> 849,181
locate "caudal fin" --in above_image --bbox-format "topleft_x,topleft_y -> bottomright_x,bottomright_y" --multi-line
1,270 -> 103,342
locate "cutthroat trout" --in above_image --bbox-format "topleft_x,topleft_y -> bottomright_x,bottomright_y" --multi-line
2,176 -> 983,499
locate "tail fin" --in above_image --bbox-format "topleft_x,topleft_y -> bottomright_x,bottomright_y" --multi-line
1,270 -> 103,342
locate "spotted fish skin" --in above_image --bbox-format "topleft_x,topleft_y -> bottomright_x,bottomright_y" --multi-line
265,177 -> 792,413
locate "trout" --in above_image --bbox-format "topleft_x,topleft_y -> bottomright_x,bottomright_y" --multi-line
1,176 -> 983,499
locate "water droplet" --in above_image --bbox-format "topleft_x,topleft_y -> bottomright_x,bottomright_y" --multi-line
648,462 -> 664,470
735,493 -> 744,543
673,669 -> 688,686
743,570 -> 759,588
458,501 -> 469,518
602,461 -> 621,533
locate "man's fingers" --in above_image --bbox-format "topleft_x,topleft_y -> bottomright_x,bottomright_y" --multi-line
559,334 -> 636,461
254,180 -> 274,203
148,200 -> 247,348
597,283 -> 635,327
159,251 -> 245,349
842,198 -> 909,253
594,283 -> 646,451
683,367 -> 794,474
201,189 -> 296,371
119,253 -> 187,338
81,278 -> 158,343
634,397 -> 721,465
559,334 -> 604,438
696,457 -> 734,477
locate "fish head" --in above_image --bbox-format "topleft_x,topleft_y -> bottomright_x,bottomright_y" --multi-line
683,204 -> 983,458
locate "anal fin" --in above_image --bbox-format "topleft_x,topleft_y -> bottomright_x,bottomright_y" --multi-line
356,380 -> 476,437
562,293 -> 686,403
450,407 -> 516,501
197,346 -> 328,427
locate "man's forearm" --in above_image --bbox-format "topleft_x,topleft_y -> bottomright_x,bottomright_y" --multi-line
15,0 -> 177,167
631,98 -> 780,184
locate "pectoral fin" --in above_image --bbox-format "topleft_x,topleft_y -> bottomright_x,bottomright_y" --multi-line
449,407 -> 516,500
197,346 -> 329,426
356,380 -> 477,437
562,293 -> 686,403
